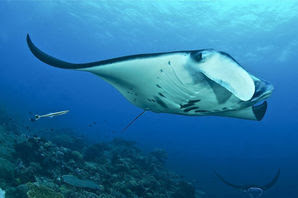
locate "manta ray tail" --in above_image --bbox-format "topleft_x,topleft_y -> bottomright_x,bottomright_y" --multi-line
122,111 -> 146,132
26,34 -> 94,69
214,171 -> 246,190
260,169 -> 280,191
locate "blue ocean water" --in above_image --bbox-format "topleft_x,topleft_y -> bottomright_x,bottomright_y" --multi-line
1,0 -> 298,197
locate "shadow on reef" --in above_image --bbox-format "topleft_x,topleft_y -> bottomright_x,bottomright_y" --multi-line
0,113 -> 205,198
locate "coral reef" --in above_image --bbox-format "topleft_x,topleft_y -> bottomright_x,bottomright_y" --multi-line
62,175 -> 100,190
0,119 -> 205,198
27,183 -> 63,198
0,158 -> 15,180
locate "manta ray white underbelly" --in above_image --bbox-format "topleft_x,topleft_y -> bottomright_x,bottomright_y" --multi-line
26,34 -> 273,121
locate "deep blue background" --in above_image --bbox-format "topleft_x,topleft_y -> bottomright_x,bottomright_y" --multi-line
1,1 -> 298,197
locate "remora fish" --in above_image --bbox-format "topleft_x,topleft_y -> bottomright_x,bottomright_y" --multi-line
26,34 -> 273,122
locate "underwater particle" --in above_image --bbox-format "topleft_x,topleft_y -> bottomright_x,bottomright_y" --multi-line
88,121 -> 97,127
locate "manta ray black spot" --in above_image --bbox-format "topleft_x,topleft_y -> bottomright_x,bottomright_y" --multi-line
160,69 -> 163,72
158,92 -> 166,98
156,84 -> 162,88
148,99 -> 156,103
147,98 -> 156,103
189,99 -> 201,103
195,110 -> 209,113
154,97 -> 168,108
180,103 -> 194,109
168,61 -> 171,65
180,99 -> 201,109
183,107 -> 199,112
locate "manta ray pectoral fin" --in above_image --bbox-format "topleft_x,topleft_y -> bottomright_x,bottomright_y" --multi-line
217,101 -> 267,121
260,169 -> 280,191
215,171 -> 246,190
196,52 -> 255,101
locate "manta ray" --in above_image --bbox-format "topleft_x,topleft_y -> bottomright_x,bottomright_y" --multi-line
215,169 -> 280,198
26,34 -> 273,124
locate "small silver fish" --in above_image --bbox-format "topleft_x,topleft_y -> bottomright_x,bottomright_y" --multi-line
31,110 -> 69,121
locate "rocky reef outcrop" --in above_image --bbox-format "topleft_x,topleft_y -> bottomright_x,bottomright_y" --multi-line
0,116 -> 204,198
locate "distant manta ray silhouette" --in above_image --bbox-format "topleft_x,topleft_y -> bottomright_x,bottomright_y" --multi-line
26,34 -> 273,131
215,169 -> 280,198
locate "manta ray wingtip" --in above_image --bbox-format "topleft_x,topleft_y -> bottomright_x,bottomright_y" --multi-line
26,34 -> 80,69
26,33 -> 39,58
26,33 -> 33,47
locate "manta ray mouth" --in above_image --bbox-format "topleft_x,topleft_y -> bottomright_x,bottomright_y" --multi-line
251,81 -> 272,121
256,88 -> 273,103
253,101 -> 267,121
252,80 -> 274,103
